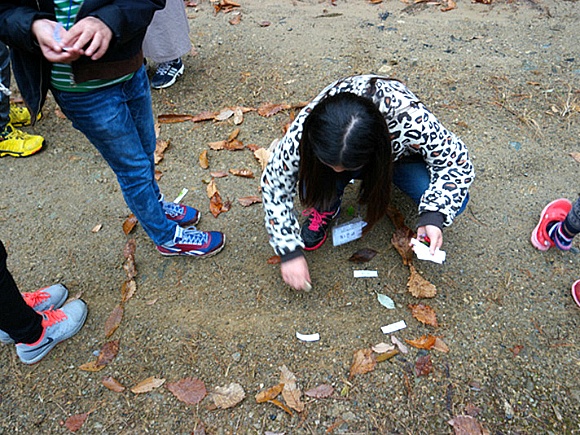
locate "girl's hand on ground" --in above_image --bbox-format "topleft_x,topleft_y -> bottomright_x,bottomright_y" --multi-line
417,225 -> 443,255
280,256 -> 312,291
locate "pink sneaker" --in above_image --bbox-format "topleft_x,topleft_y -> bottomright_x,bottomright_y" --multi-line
572,280 -> 580,308
530,199 -> 572,251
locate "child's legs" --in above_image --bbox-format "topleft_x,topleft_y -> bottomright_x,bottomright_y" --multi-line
564,196 -> 580,236
0,240 -> 43,343
393,157 -> 469,216
52,68 -> 175,245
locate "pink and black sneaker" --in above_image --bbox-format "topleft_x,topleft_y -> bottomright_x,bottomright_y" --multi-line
300,206 -> 340,251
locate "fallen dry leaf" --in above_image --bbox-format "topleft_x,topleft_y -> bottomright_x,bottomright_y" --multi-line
154,169 -> 163,181
210,191 -> 229,217
391,335 -> 409,354
434,337 -> 450,353
407,264 -> 437,298
131,377 -> 166,394
208,140 -> 228,150
253,147 -> 271,170
102,376 -> 126,393
371,342 -> 395,353
104,305 -> 124,338
121,279 -> 136,303
209,383 -> 246,409
238,195 -> 262,207
268,398 -> 293,416
349,348 -> 377,380
123,239 -> 136,259
348,248 -> 378,263
409,303 -> 439,327
441,0 -> 457,12
191,110 -> 218,122
122,214 -> 138,235
280,365 -> 305,413
91,224 -> 102,233
229,11 -> 242,25
206,178 -> 218,198
405,334 -> 437,350
210,171 -> 228,178
215,108 -> 234,121
79,340 -> 119,371
167,377 -> 207,405
64,413 -> 89,432
267,255 -> 281,264
570,152 -> 580,163
154,138 -> 170,164
199,150 -> 209,169
258,102 -> 291,117
375,348 -> 399,363
448,415 -> 490,435
157,113 -> 194,124
229,168 -> 255,178
391,227 -> 414,266
227,128 -> 240,141
256,384 -> 284,403
304,384 -> 334,399
415,354 -> 433,377
233,107 -> 244,124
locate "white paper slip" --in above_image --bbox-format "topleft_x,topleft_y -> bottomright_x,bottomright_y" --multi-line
381,320 -> 407,335
296,331 -> 320,342
354,270 -> 378,278
173,187 -> 189,204
410,238 -> 446,264
332,218 -> 366,246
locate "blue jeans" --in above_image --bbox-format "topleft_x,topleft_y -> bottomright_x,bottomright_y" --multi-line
52,66 -> 176,245
336,157 -> 469,216
0,42 -> 10,129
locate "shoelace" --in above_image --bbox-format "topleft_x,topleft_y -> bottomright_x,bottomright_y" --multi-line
2,125 -> 28,140
302,208 -> 335,231
162,201 -> 185,218
22,291 -> 49,309
175,226 -> 208,246
156,60 -> 179,76
40,308 -> 66,328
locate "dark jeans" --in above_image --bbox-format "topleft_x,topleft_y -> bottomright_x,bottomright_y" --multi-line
0,41 -> 10,130
0,240 -> 42,344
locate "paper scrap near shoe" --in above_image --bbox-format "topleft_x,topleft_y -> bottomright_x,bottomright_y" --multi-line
410,238 -> 446,264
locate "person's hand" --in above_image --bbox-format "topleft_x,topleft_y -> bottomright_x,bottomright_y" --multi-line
280,256 -> 312,291
416,225 -> 443,255
31,19 -> 83,62
65,17 -> 113,61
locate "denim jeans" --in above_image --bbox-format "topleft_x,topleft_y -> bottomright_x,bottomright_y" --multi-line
335,156 -> 469,216
52,66 -> 176,245
0,42 -> 10,129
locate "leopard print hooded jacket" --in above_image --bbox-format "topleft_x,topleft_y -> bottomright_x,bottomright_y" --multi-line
261,75 -> 475,257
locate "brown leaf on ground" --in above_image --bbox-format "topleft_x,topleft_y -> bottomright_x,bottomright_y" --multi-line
255,383 -> 284,403
238,195 -> 262,207
79,340 -> 120,371
569,152 -> 580,163
199,150 -> 209,169
224,138 -> 245,150
209,383 -> 246,409
123,239 -> 136,259
229,11 -> 242,25
131,377 -> 166,394
472,0 -> 492,4
123,257 -> 136,280
233,107 -> 244,124
191,110 -> 218,122
415,354 -> 433,377
280,365 -> 305,413
210,171 -> 228,178
157,113 -> 193,124
405,334 -> 437,350
441,0 -> 457,12
206,178 -> 218,198
121,279 -> 136,303
104,305 -> 124,338
409,303 -> 439,327
268,398 -> 293,416
102,376 -> 126,393
229,168 -> 254,178
391,227 -> 414,266
375,348 -> 399,363
448,415 -> 490,435
304,384 -> 334,399
215,108 -> 234,121
433,337 -> 450,353
154,138 -> 170,164
210,191 -> 230,217
257,102 -> 291,117
167,377 -> 207,405
349,348 -> 377,380
407,264 -> 437,298
253,147 -> 271,170
267,255 -> 281,264
122,214 -> 138,235
208,140 -> 228,150
154,169 -> 163,181
245,143 -> 260,151
348,248 -> 378,263
64,413 -> 89,432
227,128 -> 240,141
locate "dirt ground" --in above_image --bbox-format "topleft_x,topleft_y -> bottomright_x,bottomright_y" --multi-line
1,0 -> 579,433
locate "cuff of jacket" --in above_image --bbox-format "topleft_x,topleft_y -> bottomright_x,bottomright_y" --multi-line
280,249 -> 305,263
417,211 -> 445,230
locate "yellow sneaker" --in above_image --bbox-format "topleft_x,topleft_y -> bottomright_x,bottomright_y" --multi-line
0,124 -> 44,157
9,104 -> 42,127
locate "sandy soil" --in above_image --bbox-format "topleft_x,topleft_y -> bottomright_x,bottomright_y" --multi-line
1,0 -> 579,433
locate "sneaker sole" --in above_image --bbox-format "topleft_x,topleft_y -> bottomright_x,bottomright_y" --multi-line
530,199 -> 572,251
151,66 -> 185,90
20,301 -> 88,365
157,235 -> 226,258
0,142 -> 44,158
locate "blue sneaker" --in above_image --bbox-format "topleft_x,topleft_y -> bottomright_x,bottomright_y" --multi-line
159,194 -> 200,226
151,58 -> 184,89
16,299 -> 88,365
157,226 -> 225,257
0,284 -> 68,344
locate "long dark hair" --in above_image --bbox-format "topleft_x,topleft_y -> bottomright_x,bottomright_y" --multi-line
298,92 -> 393,230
